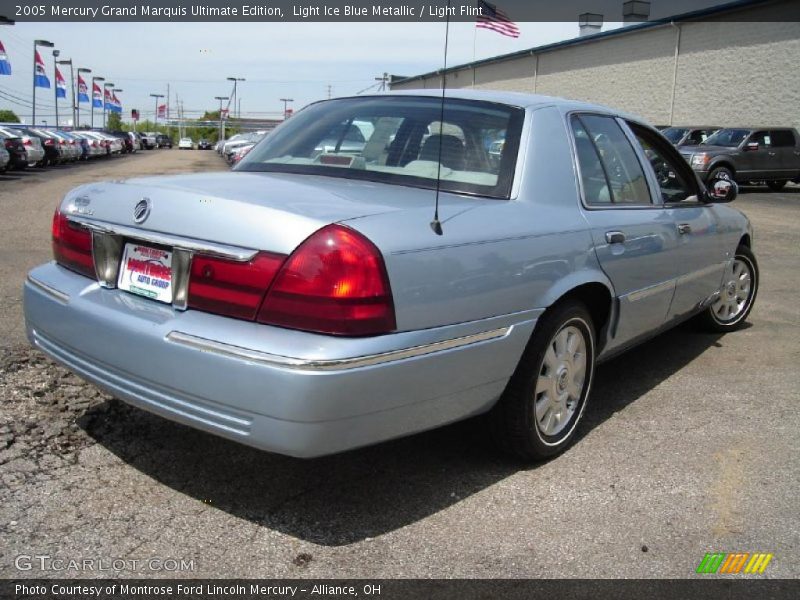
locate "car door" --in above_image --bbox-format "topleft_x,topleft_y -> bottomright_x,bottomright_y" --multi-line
571,114 -> 679,350
626,122 -> 728,320
771,129 -> 800,180
740,130 -> 777,179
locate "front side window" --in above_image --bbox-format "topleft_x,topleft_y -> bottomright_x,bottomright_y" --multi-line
748,131 -> 771,147
571,114 -> 650,206
237,96 -> 524,199
702,128 -> 749,148
662,127 -> 688,144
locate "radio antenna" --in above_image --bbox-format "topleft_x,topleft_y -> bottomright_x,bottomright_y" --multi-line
430,0 -> 451,236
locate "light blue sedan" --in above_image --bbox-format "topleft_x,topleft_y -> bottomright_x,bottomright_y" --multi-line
23,91 -> 758,460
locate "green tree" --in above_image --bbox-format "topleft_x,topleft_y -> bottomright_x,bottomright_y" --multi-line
0,109 -> 20,123
106,111 -> 122,131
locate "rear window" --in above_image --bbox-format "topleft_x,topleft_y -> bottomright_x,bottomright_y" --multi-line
770,129 -> 796,147
237,96 -> 524,199
661,128 -> 687,144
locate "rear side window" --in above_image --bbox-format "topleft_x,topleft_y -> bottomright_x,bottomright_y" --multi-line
571,114 -> 651,206
770,130 -> 796,147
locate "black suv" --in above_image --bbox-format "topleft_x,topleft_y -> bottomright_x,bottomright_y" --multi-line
156,134 -> 173,149
681,127 -> 800,191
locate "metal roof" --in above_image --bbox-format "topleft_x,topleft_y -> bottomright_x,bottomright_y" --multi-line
391,0 -> 772,86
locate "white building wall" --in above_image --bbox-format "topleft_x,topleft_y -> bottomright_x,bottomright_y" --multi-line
391,0 -> 800,129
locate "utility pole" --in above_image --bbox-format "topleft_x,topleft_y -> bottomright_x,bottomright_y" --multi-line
166,83 -> 170,137
32,39 -> 54,125
56,57 -> 75,127
52,49 -> 60,127
227,77 -> 245,118
327,84 -> 332,99
150,93 -> 164,131
280,98 -> 293,119
375,72 -> 389,91
215,95 -> 228,142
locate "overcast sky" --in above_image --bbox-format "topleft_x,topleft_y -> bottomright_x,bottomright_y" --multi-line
0,0 -> 728,125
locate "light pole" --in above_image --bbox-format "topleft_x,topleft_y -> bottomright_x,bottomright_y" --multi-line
76,68 -> 90,128
227,77 -> 245,118
90,76 -> 104,129
214,95 -> 228,142
52,49 -> 60,127
150,93 -> 164,130
102,82 -> 114,129
56,58 -> 74,128
280,98 -> 293,119
32,39 -> 54,125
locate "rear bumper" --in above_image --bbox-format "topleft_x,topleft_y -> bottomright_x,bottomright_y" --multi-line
24,262 -> 537,457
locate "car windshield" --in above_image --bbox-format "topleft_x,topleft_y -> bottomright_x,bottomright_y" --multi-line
702,128 -> 749,147
661,128 -> 688,143
237,96 -> 524,199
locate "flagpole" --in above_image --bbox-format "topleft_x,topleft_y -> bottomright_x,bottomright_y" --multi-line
53,49 -> 59,127
32,40 -> 53,126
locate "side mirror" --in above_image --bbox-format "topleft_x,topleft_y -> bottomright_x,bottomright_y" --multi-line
705,177 -> 738,203
744,142 -> 759,152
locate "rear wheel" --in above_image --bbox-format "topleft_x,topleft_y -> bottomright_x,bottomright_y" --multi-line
766,180 -> 786,192
490,301 -> 596,461
696,245 -> 758,332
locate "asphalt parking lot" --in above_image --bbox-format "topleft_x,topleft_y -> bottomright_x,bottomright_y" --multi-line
0,149 -> 798,578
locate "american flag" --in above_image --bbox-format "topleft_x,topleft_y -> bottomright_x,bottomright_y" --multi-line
476,0 -> 520,38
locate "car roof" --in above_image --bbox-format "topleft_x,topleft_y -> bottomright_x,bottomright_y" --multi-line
347,90 -> 646,123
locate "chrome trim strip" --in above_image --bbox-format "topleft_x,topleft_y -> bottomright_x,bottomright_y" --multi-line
626,279 -> 675,303
166,327 -> 512,372
26,275 -> 70,304
66,215 -> 258,261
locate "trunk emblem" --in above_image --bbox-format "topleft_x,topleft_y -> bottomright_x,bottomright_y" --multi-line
133,198 -> 151,224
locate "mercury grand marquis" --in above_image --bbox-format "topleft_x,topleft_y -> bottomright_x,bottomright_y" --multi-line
23,91 -> 758,460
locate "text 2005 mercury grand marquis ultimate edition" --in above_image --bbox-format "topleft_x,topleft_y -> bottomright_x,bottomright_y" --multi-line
24,91 -> 758,460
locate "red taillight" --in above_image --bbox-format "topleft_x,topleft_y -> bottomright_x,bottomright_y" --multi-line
60,140 -> 66,145
70,140 -> 77,146
23,139 -> 32,146
188,252 -> 286,320
257,224 -> 395,336
51,209 -> 95,279
4,140 -> 12,149
43,138 -> 54,146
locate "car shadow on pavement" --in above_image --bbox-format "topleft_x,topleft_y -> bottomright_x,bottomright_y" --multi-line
79,324 -> 723,546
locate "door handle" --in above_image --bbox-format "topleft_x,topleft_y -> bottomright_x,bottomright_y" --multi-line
605,231 -> 626,244
677,223 -> 692,235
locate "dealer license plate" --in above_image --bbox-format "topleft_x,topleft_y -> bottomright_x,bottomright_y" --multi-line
117,243 -> 173,304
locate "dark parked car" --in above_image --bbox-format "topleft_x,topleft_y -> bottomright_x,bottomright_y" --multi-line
0,131 -> 28,170
109,131 -> 134,153
14,127 -> 61,166
156,134 -> 172,149
680,127 -> 800,191
197,139 -> 212,150
661,126 -> 719,147
28,129 -> 64,165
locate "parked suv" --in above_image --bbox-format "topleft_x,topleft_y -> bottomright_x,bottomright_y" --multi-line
140,132 -> 157,149
680,127 -> 800,191
661,126 -> 719,147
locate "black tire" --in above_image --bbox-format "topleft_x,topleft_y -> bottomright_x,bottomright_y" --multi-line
708,165 -> 734,182
766,180 -> 786,192
490,301 -> 596,461
695,245 -> 758,333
